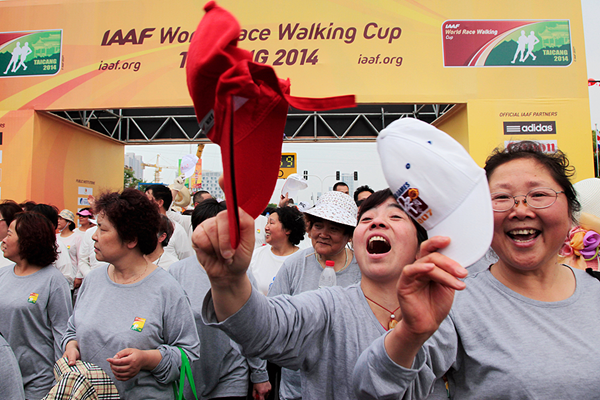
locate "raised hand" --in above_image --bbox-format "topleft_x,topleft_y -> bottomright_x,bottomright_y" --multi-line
192,208 -> 255,321
385,236 -> 467,368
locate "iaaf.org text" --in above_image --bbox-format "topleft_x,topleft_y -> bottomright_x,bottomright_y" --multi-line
358,53 -> 403,67
98,60 -> 141,72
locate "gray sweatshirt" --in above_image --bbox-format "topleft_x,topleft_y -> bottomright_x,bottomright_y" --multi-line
62,264 -> 200,400
169,256 -> 268,399
0,264 -> 72,400
268,246 -> 361,400
0,334 -> 25,400
202,284 -> 387,400
353,266 -> 600,399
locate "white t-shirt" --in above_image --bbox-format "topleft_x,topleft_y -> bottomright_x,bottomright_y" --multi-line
249,245 -> 294,295
56,232 -> 82,269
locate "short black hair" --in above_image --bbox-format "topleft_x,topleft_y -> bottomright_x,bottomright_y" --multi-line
15,212 -> 58,267
353,185 -> 375,203
333,182 -> 349,191
0,200 -> 23,227
193,190 -> 212,205
158,214 -> 174,247
484,141 -> 580,223
192,199 -> 227,230
274,207 -> 305,246
31,204 -> 59,229
358,189 -> 427,245
145,184 -> 172,212
94,189 -> 160,255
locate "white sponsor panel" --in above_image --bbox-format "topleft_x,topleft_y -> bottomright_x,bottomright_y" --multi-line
78,197 -> 90,206
78,186 -> 93,196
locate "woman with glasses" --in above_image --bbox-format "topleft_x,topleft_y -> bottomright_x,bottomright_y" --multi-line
353,141 -> 600,399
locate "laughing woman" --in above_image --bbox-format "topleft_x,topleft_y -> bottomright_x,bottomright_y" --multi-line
193,189 -> 427,399
62,189 -> 199,400
353,142 -> 600,399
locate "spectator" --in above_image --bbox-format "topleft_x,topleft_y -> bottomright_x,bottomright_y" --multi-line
193,190 -> 213,206
333,181 -> 349,195
145,184 -> 194,260
250,206 -> 305,295
62,189 -> 200,400
169,199 -> 271,400
0,200 -> 23,268
145,214 -> 178,270
31,204 -> 77,290
0,212 -> 72,399
354,185 -> 374,205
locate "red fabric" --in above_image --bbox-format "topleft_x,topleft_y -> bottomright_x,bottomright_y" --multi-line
186,1 -> 356,248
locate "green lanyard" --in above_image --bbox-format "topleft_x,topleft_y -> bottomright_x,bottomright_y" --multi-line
172,347 -> 198,400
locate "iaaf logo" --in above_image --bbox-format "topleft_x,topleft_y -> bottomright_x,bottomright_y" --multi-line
503,121 -> 556,135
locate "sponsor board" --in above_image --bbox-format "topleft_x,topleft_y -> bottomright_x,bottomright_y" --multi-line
0,30 -> 62,77
503,121 -> 556,134
442,20 -> 571,67
504,140 -> 557,153
78,187 -> 93,196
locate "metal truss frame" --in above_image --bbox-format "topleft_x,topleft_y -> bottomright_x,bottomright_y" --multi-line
50,103 -> 455,144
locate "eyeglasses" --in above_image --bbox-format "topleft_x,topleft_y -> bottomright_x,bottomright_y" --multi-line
491,187 -> 564,212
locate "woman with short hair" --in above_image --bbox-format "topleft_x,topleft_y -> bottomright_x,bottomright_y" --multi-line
0,212 -> 72,399
249,206 -> 305,295
62,188 -> 200,400
56,209 -> 82,271
0,200 -> 24,268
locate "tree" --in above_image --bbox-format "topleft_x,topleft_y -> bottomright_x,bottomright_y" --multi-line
124,167 -> 143,188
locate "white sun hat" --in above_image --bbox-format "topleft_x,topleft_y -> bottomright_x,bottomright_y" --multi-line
281,173 -> 308,199
377,117 -> 493,267
304,191 -> 358,227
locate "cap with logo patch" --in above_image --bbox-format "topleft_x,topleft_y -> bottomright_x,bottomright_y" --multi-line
377,118 -> 493,267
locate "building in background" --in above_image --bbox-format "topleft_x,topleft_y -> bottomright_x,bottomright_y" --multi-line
124,152 -> 143,180
201,170 -> 225,200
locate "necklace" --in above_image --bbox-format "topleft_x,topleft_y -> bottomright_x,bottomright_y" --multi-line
316,248 -> 350,273
111,261 -> 148,285
364,294 -> 401,330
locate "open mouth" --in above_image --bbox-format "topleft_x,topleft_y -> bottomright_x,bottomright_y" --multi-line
368,235 -> 391,254
507,228 -> 540,243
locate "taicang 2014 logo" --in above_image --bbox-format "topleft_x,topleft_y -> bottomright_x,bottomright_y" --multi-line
0,30 -> 62,77
442,20 -> 571,67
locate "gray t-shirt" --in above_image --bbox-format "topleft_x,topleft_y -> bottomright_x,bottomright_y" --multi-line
202,284 -> 386,400
169,256 -> 268,399
0,264 -> 72,400
0,333 -> 26,400
268,246 -> 361,400
62,264 -> 200,400
353,266 -> 600,399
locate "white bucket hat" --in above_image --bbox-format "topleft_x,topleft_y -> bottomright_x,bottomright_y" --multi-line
281,173 -> 308,199
304,191 -> 358,227
377,118 -> 493,267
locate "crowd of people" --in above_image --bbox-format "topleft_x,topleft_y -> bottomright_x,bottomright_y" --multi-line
1,135 -> 600,400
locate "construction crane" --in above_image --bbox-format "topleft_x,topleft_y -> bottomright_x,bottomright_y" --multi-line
142,155 -> 177,183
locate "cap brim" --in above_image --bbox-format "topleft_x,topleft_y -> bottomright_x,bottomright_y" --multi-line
427,175 -> 494,267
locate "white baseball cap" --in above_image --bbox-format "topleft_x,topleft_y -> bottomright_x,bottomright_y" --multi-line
281,173 -> 308,200
574,178 -> 600,220
377,118 -> 493,267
